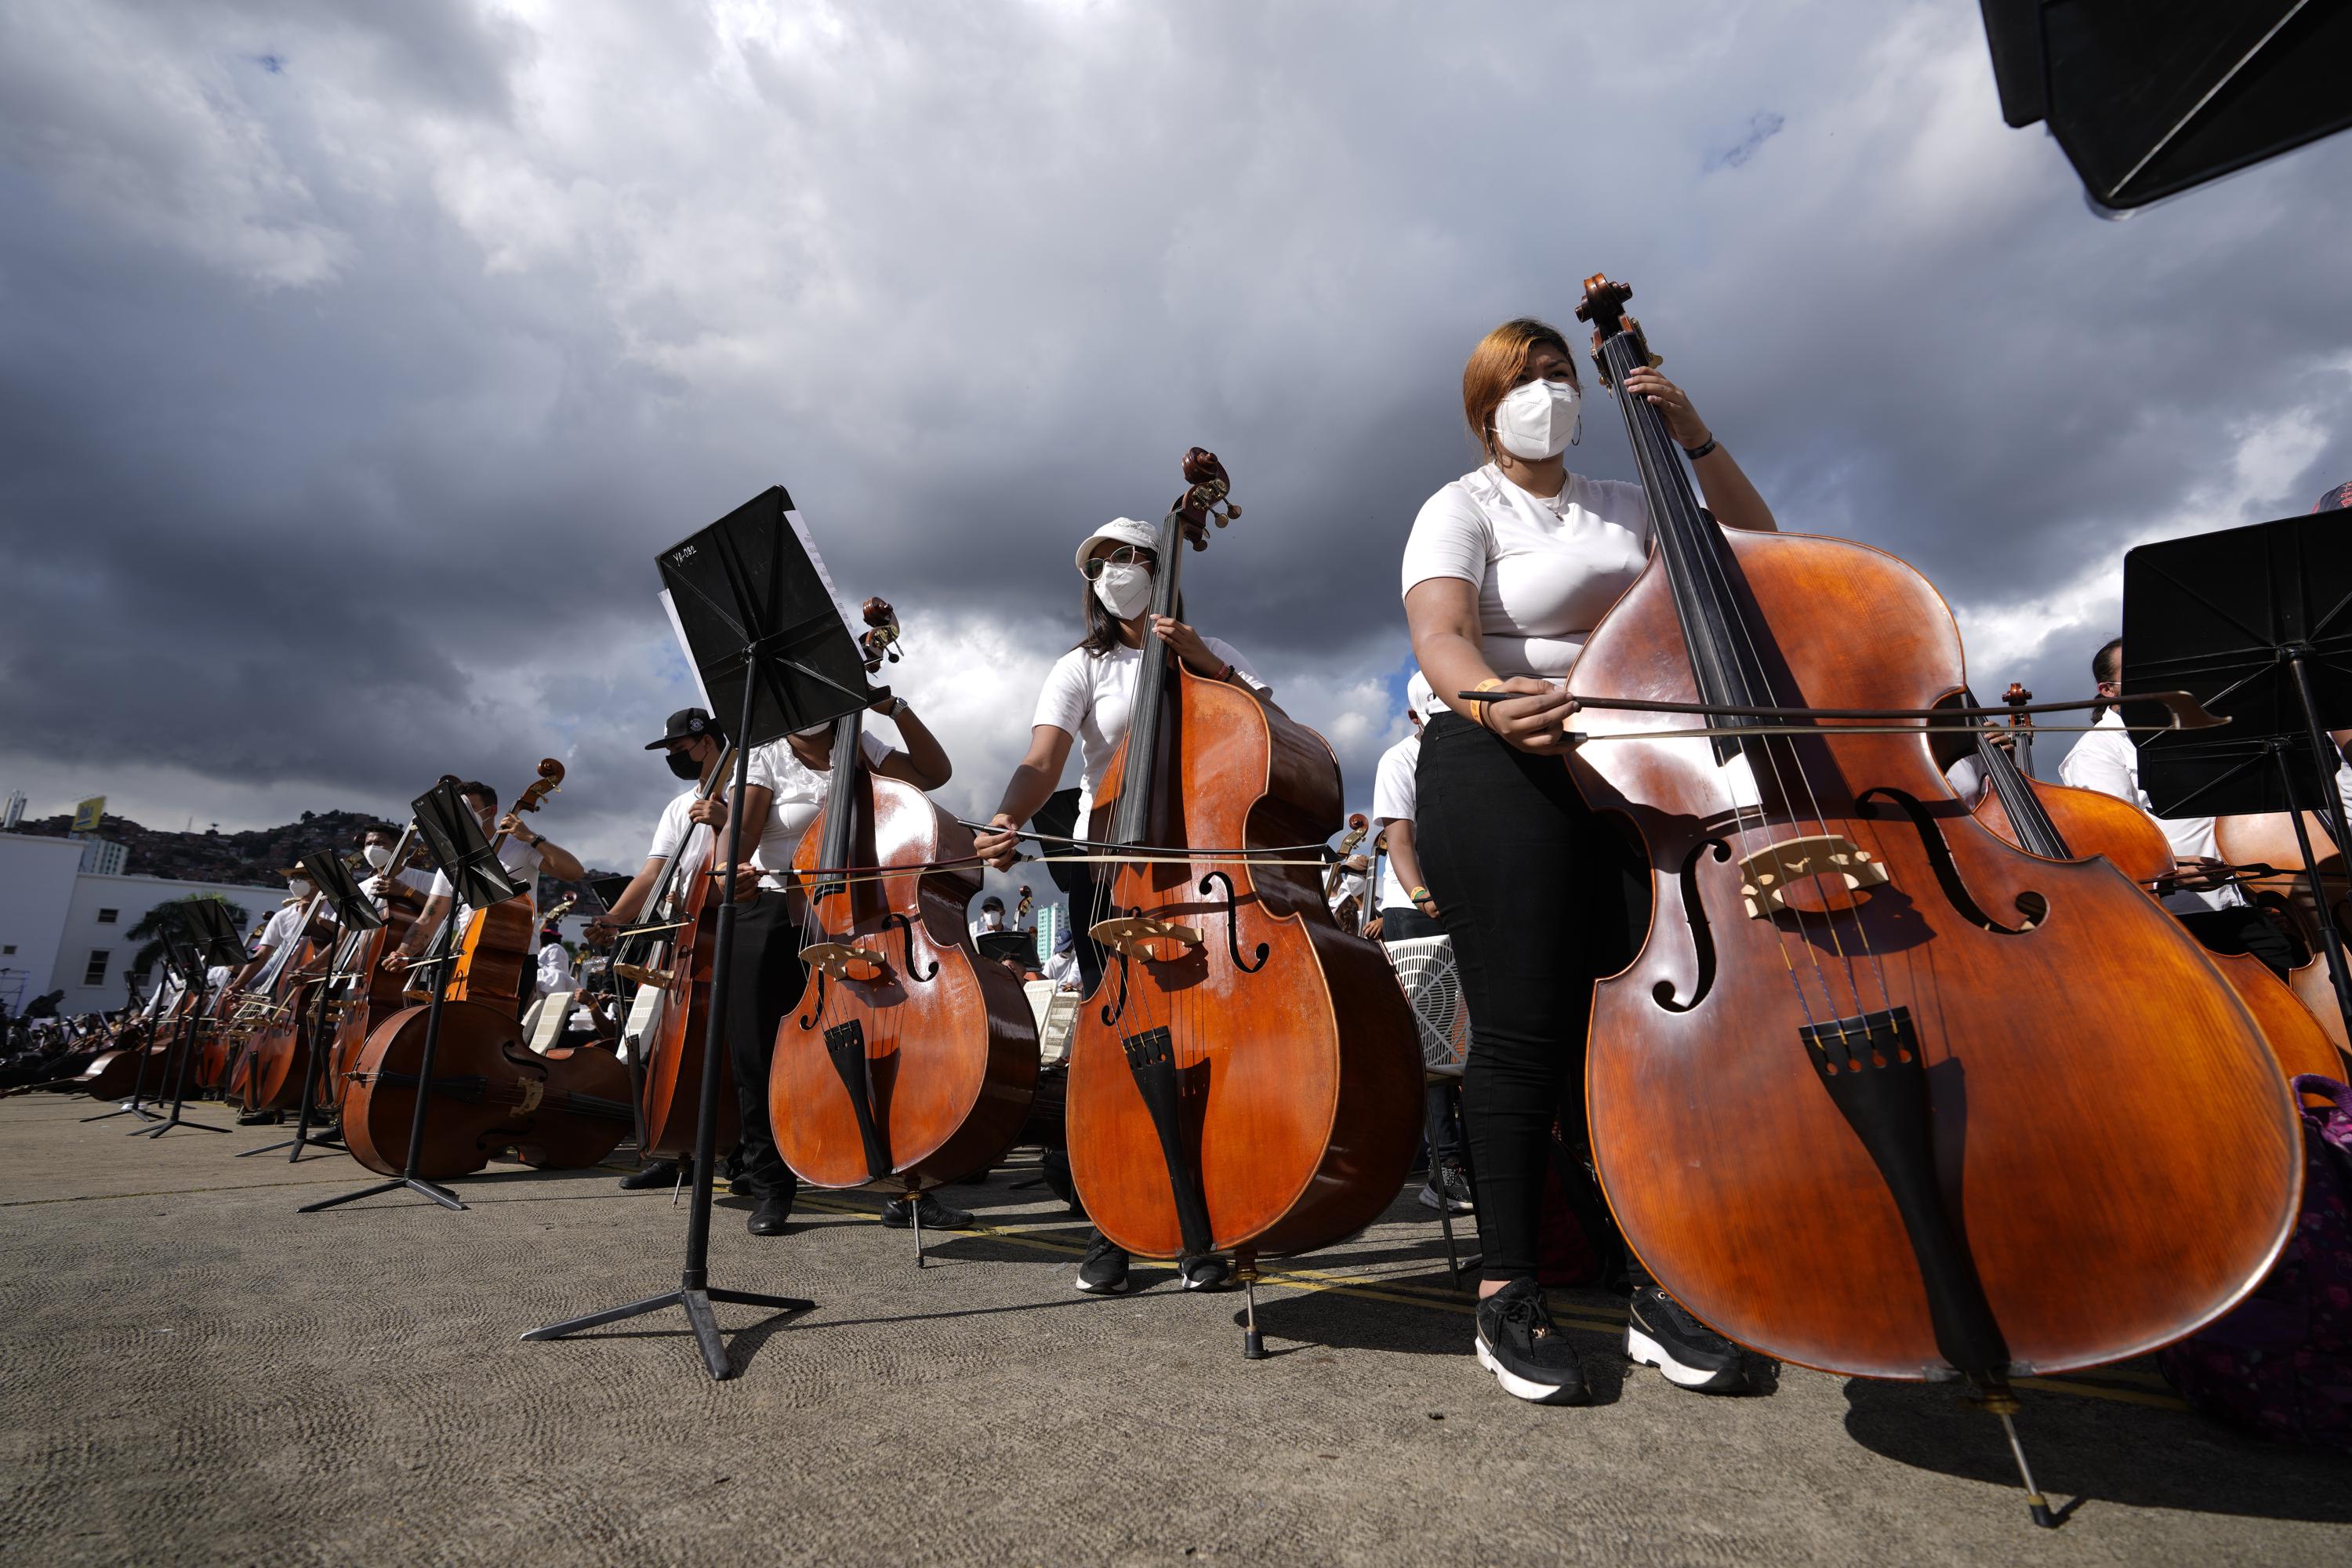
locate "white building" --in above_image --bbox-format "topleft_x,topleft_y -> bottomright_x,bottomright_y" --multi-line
0,833 -> 283,1017
0,835 -> 83,1018
75,837 -> 128,877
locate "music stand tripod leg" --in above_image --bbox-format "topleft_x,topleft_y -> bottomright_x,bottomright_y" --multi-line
299,931 -> 467,1214
523,641 -> 813,1378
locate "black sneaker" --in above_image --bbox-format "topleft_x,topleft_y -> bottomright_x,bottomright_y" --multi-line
1625,1285 -> 1749,1393
1076,1232 -> 1131,1294
1178,1254 -> 1231,1292
1474,1279 -> 1588,1405
1418,1163 -> 1474,1214
619,1158 -> 681,1191
882,1193 -> 974,1230
745,1192 -> 793,1236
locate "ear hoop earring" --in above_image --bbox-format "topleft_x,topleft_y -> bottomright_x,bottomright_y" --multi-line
1570,410 -> 1583,447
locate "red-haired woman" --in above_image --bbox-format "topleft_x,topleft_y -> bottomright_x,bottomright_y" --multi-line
1403,317 -> 1777,1405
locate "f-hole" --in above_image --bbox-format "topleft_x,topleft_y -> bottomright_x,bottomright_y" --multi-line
885,912 -> 936,982
1197,872 -> 1268,974
1858,787 -> 2038,935
1654,837 -> 1729,1013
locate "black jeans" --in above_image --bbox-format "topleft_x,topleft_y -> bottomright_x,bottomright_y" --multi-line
724,889 -> 809,1202
2176,903 -> 2302,981
1414,713 -> 1640,1285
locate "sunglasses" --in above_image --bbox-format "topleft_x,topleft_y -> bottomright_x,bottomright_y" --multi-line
1083,546 -> 1156,579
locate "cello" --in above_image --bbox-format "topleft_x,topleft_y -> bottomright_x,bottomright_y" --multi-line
440,760 -> 565,1008
1559,276 -> 2300,1518
1062,449 -> 1421,1338
1966,686 -> 2348,1091
770,600 -> 1039,1236
615,741 -> 743,1163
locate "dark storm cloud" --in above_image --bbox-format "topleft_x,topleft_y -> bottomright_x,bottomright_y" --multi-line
1,0 -> 2348,866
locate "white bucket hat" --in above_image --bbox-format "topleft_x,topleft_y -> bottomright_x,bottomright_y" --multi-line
1074,517 -> 1160,575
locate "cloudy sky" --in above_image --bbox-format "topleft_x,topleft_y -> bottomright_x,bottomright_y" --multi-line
3,0 -> 2348,886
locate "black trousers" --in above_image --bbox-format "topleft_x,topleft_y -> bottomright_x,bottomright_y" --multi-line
724,889 -> 809,1201
2176,902 -> 2302,981
1380,905 -> 1464,1167
1414,714 -> 1640,1285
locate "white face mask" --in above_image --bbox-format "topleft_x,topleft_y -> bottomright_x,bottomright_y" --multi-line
289,879 -> 313,898
1494,377 -> 1581,460
1093,562 -> 1154,621
362,844 -> 392,869
980,911 -> 1002,930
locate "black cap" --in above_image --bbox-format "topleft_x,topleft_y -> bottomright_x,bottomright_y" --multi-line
644,707 -> 721,750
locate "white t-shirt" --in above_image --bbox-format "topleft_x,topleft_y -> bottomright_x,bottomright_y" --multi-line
428,832 -> 543,904
970,915 -> 1007,942
257,902 -> 306,953
1400,463 -> 1651,679
647,788 -> 706,866
2057,710 -> 2240,914
745,728 -> 892,889
1371,732 -> 1421,911
1031,640 -> 1269,822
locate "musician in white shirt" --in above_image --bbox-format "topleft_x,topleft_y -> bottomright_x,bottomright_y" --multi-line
699,697 -> 953,1236
388,781 -> 584,971
2060,637 -> 2297,977
1403,315 -> 1775,1403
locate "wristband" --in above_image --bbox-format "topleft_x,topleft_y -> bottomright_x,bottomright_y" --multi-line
1472,677 -> 1503,731
1409,887 -> 1432,903
1218,662 -> 1236,685
1682,435 -> 1719,461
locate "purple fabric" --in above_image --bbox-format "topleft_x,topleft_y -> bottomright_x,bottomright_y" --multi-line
2157,1076 -> 2352,1449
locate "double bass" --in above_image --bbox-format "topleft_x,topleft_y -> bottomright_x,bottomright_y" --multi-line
770,600 -> 1039,1221
615,741 -> 742,1162
1559,276 -> 2300,1513
1063,450 -> 1421,1329
2215,809 -> 2352,1054
440,760 -> 565,1008
1967,686 -> 2347,1091
330,822 -> 429,1086
337,1000 -> 635,1178
225,892 -> 331,1114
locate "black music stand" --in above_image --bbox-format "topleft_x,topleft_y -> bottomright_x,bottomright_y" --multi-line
525,485 -> 873,1379
137,902 -> 245,1138
241,853 -> 382,1160
2126,514 -> 2352,1034
299,781 -> 524,1214
84,946 -> 190,1124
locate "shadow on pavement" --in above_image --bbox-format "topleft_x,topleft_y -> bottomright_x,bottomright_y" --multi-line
1842,1377 -> 2352,1523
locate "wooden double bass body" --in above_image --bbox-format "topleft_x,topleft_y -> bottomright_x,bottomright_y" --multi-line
1566,277 -> 2301,1384
773,768 -> 1039,1196
442,759 -> 566,1010
770,599 -> 1037,1196
1966,710 -> 2347,1090
621,753 -> 739,1161
337,1000 -> 633,1178
2215,811 -> 2352,1055
1064,452 -> 1421,1265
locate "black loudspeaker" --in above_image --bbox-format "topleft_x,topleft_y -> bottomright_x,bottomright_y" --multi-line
1979,0 -> 2352,212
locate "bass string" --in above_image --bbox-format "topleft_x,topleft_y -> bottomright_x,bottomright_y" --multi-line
1606,330 -> 1851,1039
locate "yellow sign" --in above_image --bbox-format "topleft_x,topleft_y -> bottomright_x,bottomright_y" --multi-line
71,796 -> 105,833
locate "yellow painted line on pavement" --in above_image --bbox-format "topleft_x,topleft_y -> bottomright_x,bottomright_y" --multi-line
797,1193 -> 2191,1408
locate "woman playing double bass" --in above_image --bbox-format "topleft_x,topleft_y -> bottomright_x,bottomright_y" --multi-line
973,515 -> 1272,1297
1402,317 -> 1777,1404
